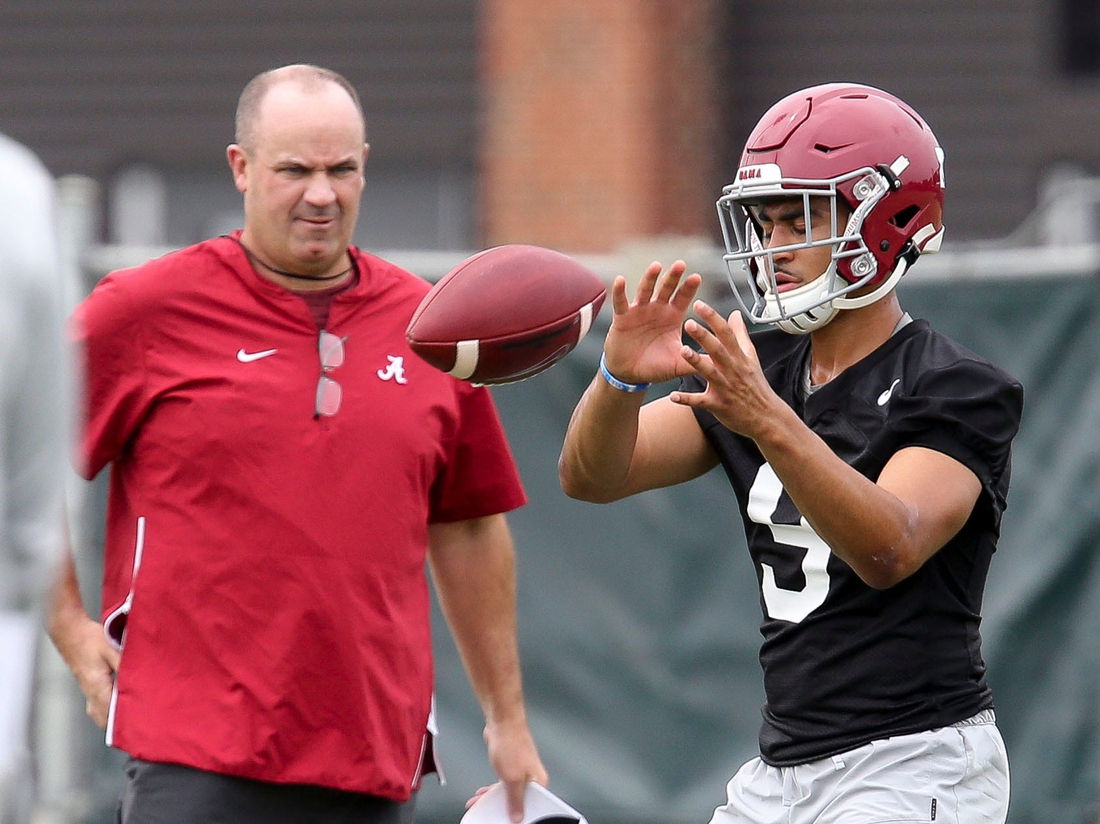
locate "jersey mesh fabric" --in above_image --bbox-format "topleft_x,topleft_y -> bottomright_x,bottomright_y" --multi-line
684,320 -> 1023,766
71,234 -> 526,799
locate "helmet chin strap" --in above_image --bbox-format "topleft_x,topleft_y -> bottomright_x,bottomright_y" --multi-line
832,255 -> 907,310
767,244 -> 911,334
833,230 -> 932,311
776,302 -> 838,334
760,269 -> 843,334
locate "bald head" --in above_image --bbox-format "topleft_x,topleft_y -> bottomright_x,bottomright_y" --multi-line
235,64 -> 365,153
226,64 -> 369,284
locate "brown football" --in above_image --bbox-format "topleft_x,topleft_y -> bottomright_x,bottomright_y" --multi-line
406,244 -> 606,385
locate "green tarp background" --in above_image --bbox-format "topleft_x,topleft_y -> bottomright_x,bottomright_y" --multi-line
418,275 -> 1100,824
72,274 -> 1099,824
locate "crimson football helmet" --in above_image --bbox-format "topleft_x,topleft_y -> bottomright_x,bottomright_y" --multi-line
717,83 -> 946,334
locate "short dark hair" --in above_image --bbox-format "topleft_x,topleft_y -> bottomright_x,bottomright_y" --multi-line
234,64 -> 365,151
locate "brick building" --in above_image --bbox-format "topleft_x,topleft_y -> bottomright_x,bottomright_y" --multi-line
2,2 -> 1100,254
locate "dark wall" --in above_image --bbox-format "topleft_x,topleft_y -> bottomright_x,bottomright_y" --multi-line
4,3 -> 1100,247
0,1 -> 479,176
716,1 -> 1100,242
0,2 -> 482,249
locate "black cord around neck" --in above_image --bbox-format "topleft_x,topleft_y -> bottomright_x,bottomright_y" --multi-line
238,240 -> 352,283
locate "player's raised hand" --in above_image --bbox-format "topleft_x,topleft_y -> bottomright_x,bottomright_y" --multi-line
670,301 -> 784,439
602,260 -> 702,385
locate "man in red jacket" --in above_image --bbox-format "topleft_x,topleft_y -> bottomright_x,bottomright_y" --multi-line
48,63 -> 546,824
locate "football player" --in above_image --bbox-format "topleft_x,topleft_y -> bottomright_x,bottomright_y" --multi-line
559,83 -> 1022,823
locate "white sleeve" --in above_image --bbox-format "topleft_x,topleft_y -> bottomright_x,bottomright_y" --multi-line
0,134 -> 71,610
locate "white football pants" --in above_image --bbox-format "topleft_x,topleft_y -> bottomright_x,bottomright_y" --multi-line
709,711 -> 1009,824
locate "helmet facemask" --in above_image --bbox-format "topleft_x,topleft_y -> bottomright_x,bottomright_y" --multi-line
717,162 -> 904,335
718,83 -> 947,335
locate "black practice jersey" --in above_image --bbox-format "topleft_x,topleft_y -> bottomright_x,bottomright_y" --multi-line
684,319 -> 1023,766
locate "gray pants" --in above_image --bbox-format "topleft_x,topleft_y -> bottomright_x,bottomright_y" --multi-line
709,711 -> 1009,824
0,754 -> 34,824
116,759 -> 417,824
0,611 -> 37,824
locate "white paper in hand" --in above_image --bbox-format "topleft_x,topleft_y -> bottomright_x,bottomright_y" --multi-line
460,782 -> 588,824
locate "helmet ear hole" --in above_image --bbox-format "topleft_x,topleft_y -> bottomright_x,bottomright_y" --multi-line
889,204 -> 920,229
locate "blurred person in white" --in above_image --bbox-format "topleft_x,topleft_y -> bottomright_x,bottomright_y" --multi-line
0,132 -> 71,823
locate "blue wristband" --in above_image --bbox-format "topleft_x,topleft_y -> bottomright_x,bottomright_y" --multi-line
599,353 -> 651,393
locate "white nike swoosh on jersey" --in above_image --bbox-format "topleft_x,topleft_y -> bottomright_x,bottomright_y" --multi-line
236,348 -> 278,363
877,378 -> 902,406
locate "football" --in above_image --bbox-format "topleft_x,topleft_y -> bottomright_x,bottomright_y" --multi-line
405,244 -> 606,385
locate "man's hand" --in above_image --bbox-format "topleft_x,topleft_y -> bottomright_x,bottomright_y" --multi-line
50,612 -> 119,729
47,551 -> 121,730
602,260 -> 702,385
484,716 -> 548,822
670,302 -> 784,441
463,718 -> 549,822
